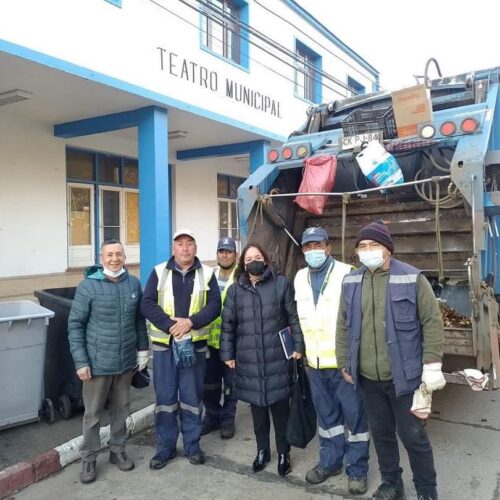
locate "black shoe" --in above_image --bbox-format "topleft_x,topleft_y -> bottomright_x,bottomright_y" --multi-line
220,423 -> 235,439
81,459 -> 96,484
277,453 -> 291,477
189,452 -> 206,465
109,451 -> 134,471
252,449 -> 271,472
201,420 -> 220,436
373,479 -> 406,500
149,455 -> 170,470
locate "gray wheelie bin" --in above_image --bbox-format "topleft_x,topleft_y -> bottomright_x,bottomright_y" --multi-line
0,301 -> 54,430
34,287 -> 83,420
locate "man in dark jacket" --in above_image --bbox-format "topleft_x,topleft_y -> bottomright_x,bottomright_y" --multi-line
336,221 -> 445,500
69,239 -> 149,484
141,229 -> 221,471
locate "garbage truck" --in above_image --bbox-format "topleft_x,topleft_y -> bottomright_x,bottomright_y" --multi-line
237,64 -> 500,388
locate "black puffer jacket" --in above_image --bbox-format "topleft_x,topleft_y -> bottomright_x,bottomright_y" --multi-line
220,268 -> 304,407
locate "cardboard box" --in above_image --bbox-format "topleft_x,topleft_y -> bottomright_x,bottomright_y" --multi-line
391,84 -> 432,137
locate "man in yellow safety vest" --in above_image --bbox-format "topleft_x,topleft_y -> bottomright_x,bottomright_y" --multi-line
201,237 -> 238,439
141,229 -> 221,470
294,226 -> 369,496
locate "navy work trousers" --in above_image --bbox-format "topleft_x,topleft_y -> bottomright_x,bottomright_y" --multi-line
307,367 -> 369,479
152,348 -> 206,458
202,345 -> 237,427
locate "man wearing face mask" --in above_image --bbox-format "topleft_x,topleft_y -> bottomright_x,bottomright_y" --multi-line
336,221 -> 445,500
69,239 -> 149,484
294,227 -> 369,495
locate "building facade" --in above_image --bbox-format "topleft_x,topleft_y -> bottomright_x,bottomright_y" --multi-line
0,0 -> 378,280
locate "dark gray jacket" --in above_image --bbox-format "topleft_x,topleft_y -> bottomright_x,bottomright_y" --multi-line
220,268 -> 304,407
68,267 -> 149,376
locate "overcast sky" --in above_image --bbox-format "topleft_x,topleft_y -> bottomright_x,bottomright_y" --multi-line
296,0 -> 500,91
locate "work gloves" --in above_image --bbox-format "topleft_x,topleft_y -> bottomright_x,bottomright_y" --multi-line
411,362 -> 446,420
136,350 -> 150,371
173,335 -> 197,368
421,362 -> 446,391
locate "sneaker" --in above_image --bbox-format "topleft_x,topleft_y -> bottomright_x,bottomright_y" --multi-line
373,480 -> 406,500
348,477 -> 368,495
189,452 -> 206,465
220,423 -> 235,439
109,451 -> 135,471
80,459 -> 97,484
201,420 -> 220,436
305,464 -> 342,484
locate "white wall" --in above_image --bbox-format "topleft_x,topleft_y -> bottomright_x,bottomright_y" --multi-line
0,112 -> 139,278
174,157 -> 249,262
1,0 -> 377,137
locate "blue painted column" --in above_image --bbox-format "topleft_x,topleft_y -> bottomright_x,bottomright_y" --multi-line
137,107 -> 170,284
248,140 -> 270,174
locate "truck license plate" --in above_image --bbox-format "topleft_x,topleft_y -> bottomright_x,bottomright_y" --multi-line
341,131 -> 383,150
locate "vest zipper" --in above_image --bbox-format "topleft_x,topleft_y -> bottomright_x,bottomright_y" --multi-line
371,273 -> 381,380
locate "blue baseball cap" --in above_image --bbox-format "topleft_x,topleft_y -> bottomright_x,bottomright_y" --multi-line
301,227 -> 329,245
217,237 -> 237,252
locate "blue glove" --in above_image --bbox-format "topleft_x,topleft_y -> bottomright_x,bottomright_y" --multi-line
173,337 -> 197,368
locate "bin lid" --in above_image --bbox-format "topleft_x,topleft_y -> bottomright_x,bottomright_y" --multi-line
0,301 -> 55,323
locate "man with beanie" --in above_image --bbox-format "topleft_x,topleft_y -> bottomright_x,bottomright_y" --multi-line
336,221 -> 445,500
294,227 -> 369,495
201,237 -> 238,439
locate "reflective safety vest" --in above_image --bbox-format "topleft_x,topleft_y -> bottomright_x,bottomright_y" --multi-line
294,260 -> 352,369
207,265 -> 237,349
149,262 -> 214,345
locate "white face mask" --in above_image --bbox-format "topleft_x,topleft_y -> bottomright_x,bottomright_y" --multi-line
358,249 -> 385,270
103,267 -> 126,278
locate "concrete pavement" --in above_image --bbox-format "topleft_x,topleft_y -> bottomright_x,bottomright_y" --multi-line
6,383 -> 500,500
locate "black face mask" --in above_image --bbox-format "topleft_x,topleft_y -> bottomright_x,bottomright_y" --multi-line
246,260 -> 266,276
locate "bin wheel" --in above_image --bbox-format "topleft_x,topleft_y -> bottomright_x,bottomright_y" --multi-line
43,398 -> 55,424
58,394 -> 72,420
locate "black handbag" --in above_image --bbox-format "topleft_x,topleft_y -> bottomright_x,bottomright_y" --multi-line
286,359 -> 317,449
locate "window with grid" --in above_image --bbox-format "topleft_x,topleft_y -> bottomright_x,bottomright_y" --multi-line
295,41 -> 322,104
217,174 -> 244,239
202,0 -> 242,65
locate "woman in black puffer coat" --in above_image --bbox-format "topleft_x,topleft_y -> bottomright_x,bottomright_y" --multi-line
220,242 -> 304,477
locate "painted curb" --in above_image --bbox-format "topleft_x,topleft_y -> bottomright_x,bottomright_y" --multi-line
0,403 -> 155,499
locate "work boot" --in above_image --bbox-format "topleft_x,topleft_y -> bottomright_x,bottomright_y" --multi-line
109,451 -> 135,471
80,459 -> 97,484
188,451 -> 206,465
417,490 -> 438,500
201,420 -> 220,436
348,476 -> 368,495
220,422 -> 235,439
373,479 -> 406,500
305,464 -> 342,484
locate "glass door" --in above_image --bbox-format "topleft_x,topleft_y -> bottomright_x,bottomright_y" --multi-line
67,183 -> 95,268
100,186 -> 121,243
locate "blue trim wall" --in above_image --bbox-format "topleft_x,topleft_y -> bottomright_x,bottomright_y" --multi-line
295,38 -> 322,104
285,0 -> 379,79
177,139 -> 269,161
0,39 -> 286,142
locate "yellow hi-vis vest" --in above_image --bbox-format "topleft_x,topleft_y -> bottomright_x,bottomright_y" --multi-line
207,265 -> 237,349
294,260 -> 352,369
149,262 -> 214,345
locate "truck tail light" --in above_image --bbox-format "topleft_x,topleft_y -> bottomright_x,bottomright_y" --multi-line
440,121 -> 456,136
461,117 -> 479,133
268,149 -> 279,163
282,147 -> 293,160
420,124 -> 435,139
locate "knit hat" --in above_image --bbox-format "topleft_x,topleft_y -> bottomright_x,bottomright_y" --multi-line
355,220 -> 394,253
